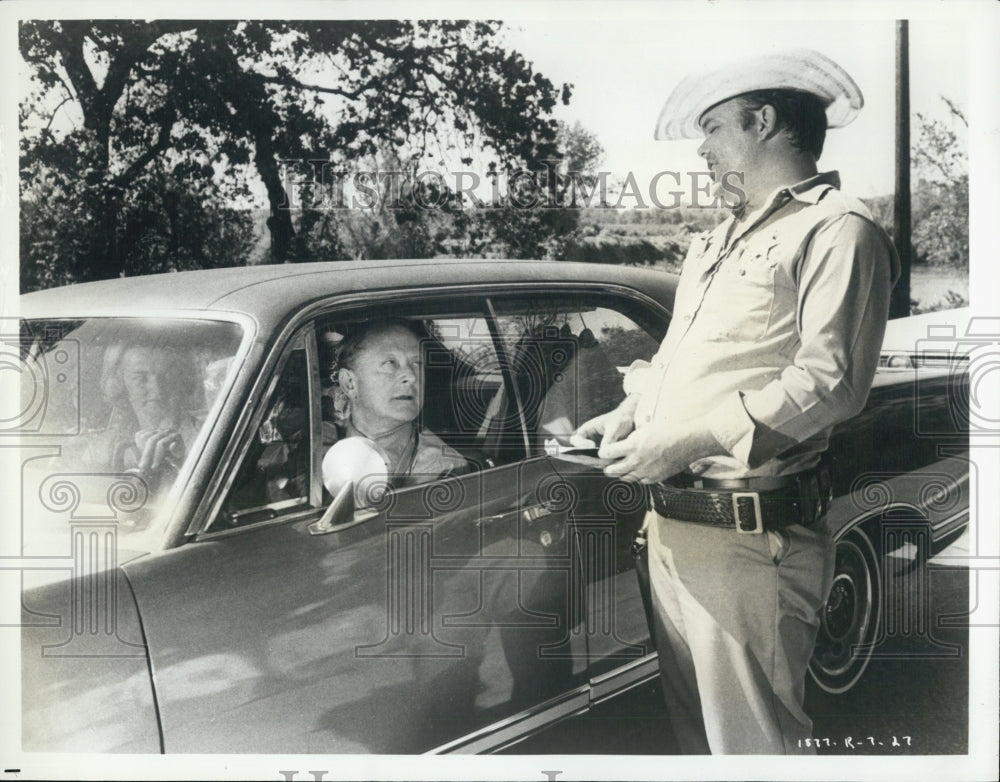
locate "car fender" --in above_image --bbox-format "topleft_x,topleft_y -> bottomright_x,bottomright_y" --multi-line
21,567 -> 162,752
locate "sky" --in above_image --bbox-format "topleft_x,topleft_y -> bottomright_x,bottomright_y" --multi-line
503,16 -> 969,199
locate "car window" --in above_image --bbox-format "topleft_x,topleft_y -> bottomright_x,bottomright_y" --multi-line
217,336 -> 319,527
490,297 -> 661,455
315,311 -> 508,483
17,317 -> 243,552
209,291 -> 664,532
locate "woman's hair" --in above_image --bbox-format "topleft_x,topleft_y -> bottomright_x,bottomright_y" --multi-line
99,338 -> 199,414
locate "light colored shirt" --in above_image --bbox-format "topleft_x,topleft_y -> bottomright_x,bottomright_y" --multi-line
627,172 -> 899,479
339,421 -> 469,487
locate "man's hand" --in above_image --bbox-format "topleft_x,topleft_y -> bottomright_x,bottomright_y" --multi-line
571,395 -> 639,450
600,416 -> 722,483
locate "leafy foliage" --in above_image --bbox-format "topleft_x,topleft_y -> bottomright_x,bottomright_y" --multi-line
269,121 -> 606,263
19,20 -> 570,290
910,99 -> 968,269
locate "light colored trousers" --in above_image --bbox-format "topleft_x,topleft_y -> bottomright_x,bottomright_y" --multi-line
647,510 -> 836,754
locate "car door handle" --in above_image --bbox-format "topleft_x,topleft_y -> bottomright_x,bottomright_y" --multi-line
481,503 -> 553,524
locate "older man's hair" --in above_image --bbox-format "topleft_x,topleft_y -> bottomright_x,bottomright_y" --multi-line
735,89 -> 828,159
336,318 -> 426,372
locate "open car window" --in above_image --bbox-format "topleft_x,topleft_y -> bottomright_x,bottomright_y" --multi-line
209,290 -> 664,532
489,296 -> 661,456
315,310 -> 510,482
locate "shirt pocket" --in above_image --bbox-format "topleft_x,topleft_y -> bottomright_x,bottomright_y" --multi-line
698,239 -> 780,343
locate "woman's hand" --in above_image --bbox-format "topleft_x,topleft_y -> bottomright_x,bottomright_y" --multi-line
129,427 -> 185,489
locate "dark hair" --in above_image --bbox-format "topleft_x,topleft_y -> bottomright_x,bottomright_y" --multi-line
735,89 -> 828,159
336,318 -> 425,372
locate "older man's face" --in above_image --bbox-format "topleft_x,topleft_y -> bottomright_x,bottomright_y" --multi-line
341,326 -> 423,432
697,98 -> 761,184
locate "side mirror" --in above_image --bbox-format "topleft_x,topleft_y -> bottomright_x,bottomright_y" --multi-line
308,437 -> 388,535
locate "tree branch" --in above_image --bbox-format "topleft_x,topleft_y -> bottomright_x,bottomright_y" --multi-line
260,74 -> 376,100
114,105 -> 177,187
43,95 -> 75,133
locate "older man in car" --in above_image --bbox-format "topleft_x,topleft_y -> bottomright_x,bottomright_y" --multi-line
324,319 -> 468,494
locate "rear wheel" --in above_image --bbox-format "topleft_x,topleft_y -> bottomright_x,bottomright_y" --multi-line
808,525 -> 882,694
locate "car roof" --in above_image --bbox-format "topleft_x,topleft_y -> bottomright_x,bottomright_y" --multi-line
881,307 -> 970,353
20,259 -> 677,332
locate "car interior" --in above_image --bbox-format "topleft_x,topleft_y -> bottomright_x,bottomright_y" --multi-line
215,294 -> 662,529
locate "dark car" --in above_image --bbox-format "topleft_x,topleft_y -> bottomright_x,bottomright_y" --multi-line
15,260 -> 969,753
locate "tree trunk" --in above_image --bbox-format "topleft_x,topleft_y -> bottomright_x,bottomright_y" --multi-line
255,146 -> 295,263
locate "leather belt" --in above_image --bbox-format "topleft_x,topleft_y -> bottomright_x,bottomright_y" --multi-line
648,462 -> 832,534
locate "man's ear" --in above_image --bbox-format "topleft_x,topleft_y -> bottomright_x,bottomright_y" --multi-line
338,368 -> 358,398
758,104 -> 781,141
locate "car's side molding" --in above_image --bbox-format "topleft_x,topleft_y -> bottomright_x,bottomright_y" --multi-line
426,654 -> 661,754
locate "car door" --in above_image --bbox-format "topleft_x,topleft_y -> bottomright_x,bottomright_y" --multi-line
120,294 -> 591,753
484,292 -> 668,694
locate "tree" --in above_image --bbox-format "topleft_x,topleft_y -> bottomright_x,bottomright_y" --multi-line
19,20 -> 570,288
910,97 -> 968,269
287,121 -> 606,263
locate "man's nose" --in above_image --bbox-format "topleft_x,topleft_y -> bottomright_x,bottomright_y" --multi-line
697,137 -> 710,158
399,363 -> 417,384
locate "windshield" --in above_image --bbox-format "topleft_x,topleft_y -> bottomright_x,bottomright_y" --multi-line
18,317 -> 244,556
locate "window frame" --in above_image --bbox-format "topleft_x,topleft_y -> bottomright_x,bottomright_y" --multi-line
191,283 -> 669,540
201,326 -> 323,536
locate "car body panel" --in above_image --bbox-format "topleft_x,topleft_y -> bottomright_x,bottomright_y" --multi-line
20,569 -> 161,752
122,456 -> 590,753
825,368 -> 969,544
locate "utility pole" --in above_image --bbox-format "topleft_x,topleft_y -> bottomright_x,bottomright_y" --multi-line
891,19 -> 912,319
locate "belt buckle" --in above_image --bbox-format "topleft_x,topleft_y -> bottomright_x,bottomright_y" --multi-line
732,492 -> 763,534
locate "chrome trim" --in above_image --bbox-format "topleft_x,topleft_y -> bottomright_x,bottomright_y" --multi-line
194,505 -> 321,542
589,653 -> 660,704
304,322 -> 323,508
228,496 -> 309,521
930,507 -> 970,538
280,281 -> 670,355
483,295 -> 531,458
425,685 -> 591,754
427,653 -> 661,754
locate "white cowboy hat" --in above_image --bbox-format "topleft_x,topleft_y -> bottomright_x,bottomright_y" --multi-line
654,47 -> 864,140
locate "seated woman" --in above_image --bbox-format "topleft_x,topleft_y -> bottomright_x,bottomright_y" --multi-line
79,336 -> 202,492
323,319 -> 468,493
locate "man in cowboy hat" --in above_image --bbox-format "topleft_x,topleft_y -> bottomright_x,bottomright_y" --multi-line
575,48 -> 898,754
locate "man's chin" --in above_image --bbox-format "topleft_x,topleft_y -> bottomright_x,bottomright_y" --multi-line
388,401 -> 420,420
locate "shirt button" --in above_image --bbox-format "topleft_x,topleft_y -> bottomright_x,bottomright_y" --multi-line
739,269 -> 746,276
